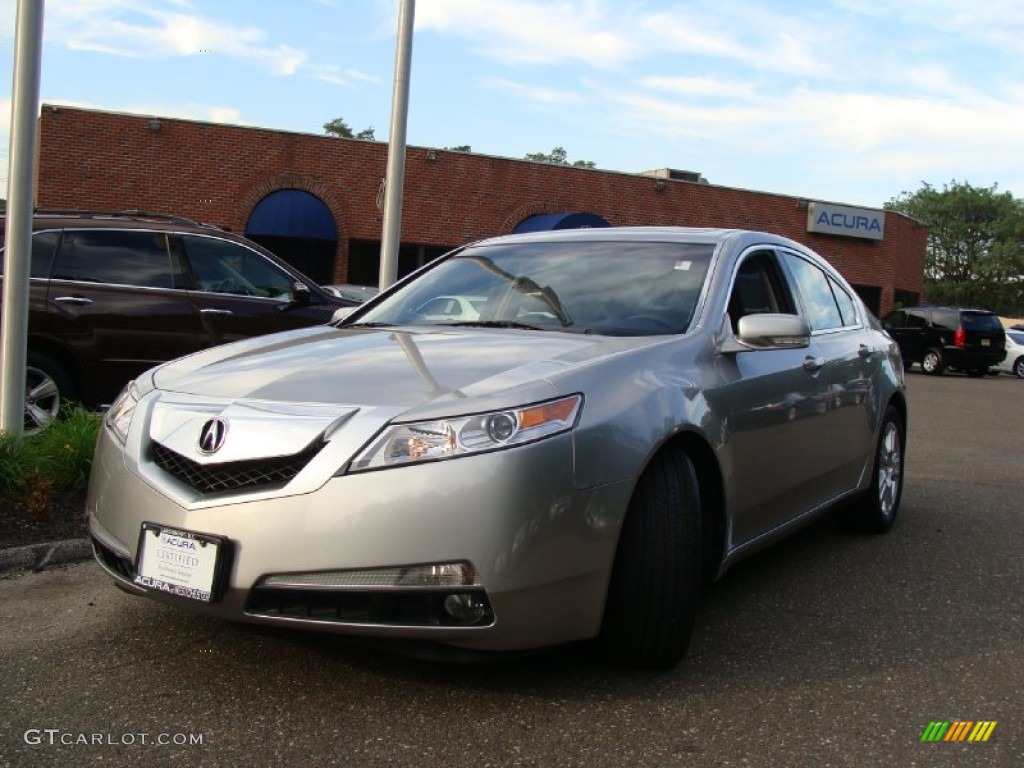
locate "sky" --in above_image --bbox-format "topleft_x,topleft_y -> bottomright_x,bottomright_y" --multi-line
1,0 -> 1022,209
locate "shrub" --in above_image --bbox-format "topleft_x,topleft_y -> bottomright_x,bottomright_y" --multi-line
0,406 -> 102,520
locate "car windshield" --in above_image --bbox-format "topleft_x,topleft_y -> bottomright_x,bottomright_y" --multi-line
350,240 -> 715,336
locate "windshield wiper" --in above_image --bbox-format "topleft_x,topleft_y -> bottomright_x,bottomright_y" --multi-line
341,321 -> 395,329
444,320 -> 548,331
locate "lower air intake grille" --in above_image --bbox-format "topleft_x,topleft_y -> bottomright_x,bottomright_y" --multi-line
152,441 -> 322,495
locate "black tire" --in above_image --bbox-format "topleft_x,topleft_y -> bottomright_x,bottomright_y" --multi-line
921,348 -> 945,375
24,350 -> 77,434
598,449 -> 701,668
1014,357 -> 1024,379
836,405 -> 904,534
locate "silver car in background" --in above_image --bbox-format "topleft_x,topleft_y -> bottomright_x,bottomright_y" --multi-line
88,227 -> 907,668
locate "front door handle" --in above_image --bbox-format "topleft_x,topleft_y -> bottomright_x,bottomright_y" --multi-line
803,356 -> 826,372
200,308 -> 234,317
53,296 -> 93,306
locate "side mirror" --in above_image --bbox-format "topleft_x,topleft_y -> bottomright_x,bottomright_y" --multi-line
292,281 -> 312,304
720,313 -> 810,353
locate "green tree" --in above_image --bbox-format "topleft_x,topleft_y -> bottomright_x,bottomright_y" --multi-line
524,146 -> 596,169
323,117 -> 353,138
323,118 -> 376,140
885,181 -> 1024,314
445,145 -> 472,152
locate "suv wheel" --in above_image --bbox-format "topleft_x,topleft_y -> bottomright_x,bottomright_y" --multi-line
921,348 -> 945,375
25,351 -> 76,434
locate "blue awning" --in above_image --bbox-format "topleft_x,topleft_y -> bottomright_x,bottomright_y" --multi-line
513,212 -> 610,233
245,189 -> 337,241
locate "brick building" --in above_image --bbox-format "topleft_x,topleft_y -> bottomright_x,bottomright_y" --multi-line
36,105 -> 925,315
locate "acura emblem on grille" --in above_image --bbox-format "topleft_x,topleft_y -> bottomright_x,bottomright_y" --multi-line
198,418 -> 228,454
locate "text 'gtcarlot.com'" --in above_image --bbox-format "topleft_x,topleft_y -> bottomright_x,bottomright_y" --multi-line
24,730 -> 204,747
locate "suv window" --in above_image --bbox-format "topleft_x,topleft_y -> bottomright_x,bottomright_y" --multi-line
930,309 -> 958,331
783,253 -> 843,331
0,230 -> 61,278
182,235 -> 297,300
52,230 -> 177,289
906,310 -> 928,329
884,310 -> 906,328
961,312 -> 1002,332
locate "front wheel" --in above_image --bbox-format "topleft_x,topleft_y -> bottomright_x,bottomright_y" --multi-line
598,449 -> 701,668
25,351 -> 77,435
836,405 -> 904,534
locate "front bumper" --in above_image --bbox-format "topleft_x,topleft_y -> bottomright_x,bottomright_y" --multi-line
87,425 -> 632,652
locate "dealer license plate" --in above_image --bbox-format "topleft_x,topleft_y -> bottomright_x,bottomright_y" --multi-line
134,524 -> 222,602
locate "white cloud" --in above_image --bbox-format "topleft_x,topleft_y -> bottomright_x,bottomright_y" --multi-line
478,77 -> 584,105
45,1 -> 307,75
417,0 -> 640,67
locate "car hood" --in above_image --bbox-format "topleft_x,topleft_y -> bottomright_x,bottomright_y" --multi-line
152,325 -> 648,414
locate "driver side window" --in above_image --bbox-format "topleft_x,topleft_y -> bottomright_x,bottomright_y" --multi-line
727,251 -> 795,333
181,235 -> 296,300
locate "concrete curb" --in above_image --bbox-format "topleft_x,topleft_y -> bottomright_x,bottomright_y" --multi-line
0,538 -> 92,574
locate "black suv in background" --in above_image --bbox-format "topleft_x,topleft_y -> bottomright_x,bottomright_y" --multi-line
0,210 -> 355,431
881,305 -> 1006,376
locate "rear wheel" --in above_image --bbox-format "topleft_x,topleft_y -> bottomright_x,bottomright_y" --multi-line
24,351 -> 76,435
921,348 -> 945,375
1014,357 -> 1024,379
598,449 -> 701,668
836,405 -> 904,534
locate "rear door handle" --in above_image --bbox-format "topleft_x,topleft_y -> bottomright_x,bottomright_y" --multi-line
200,308 -> 234,317
803,356 -> 826,372
53,296 -> 93,306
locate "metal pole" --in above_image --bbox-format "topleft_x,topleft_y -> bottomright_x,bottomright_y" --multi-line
378,0 -> 415,291
0,0 -> 45,439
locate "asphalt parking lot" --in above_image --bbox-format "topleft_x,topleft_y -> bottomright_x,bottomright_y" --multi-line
1,371 -> 1021,767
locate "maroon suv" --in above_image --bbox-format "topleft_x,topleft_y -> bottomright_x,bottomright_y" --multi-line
0,210 -> 355,431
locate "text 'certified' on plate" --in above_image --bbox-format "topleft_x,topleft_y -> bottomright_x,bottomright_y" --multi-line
134,524 -> 222,602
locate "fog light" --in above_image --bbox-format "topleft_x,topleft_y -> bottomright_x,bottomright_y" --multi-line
443,593 -> 488,623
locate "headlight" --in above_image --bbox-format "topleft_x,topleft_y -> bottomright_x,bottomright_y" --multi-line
349,394 -> 582,472
104,381 -> 140,445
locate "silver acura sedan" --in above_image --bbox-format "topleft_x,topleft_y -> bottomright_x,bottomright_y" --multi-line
88,227 -> 906,668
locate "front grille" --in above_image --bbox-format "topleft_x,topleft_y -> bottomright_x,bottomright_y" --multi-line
92,536 -> 134,580
151,441 -> 322,495
246,587 -> 494,627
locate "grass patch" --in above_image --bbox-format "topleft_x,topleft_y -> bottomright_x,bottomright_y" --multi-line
0,406 -> 102,520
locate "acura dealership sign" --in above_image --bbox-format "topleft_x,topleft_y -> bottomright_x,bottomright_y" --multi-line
807,202 -> 885,241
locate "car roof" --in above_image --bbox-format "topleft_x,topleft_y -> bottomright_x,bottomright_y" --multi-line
0,209 -> 225,236
467,226 -> 805,251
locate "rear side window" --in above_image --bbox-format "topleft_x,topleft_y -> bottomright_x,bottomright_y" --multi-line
828,275 -> 858,326
961,312 -> 1003,332
884,310 -> 906,328
930,310 -> 958,331
52,230 -> 176,289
